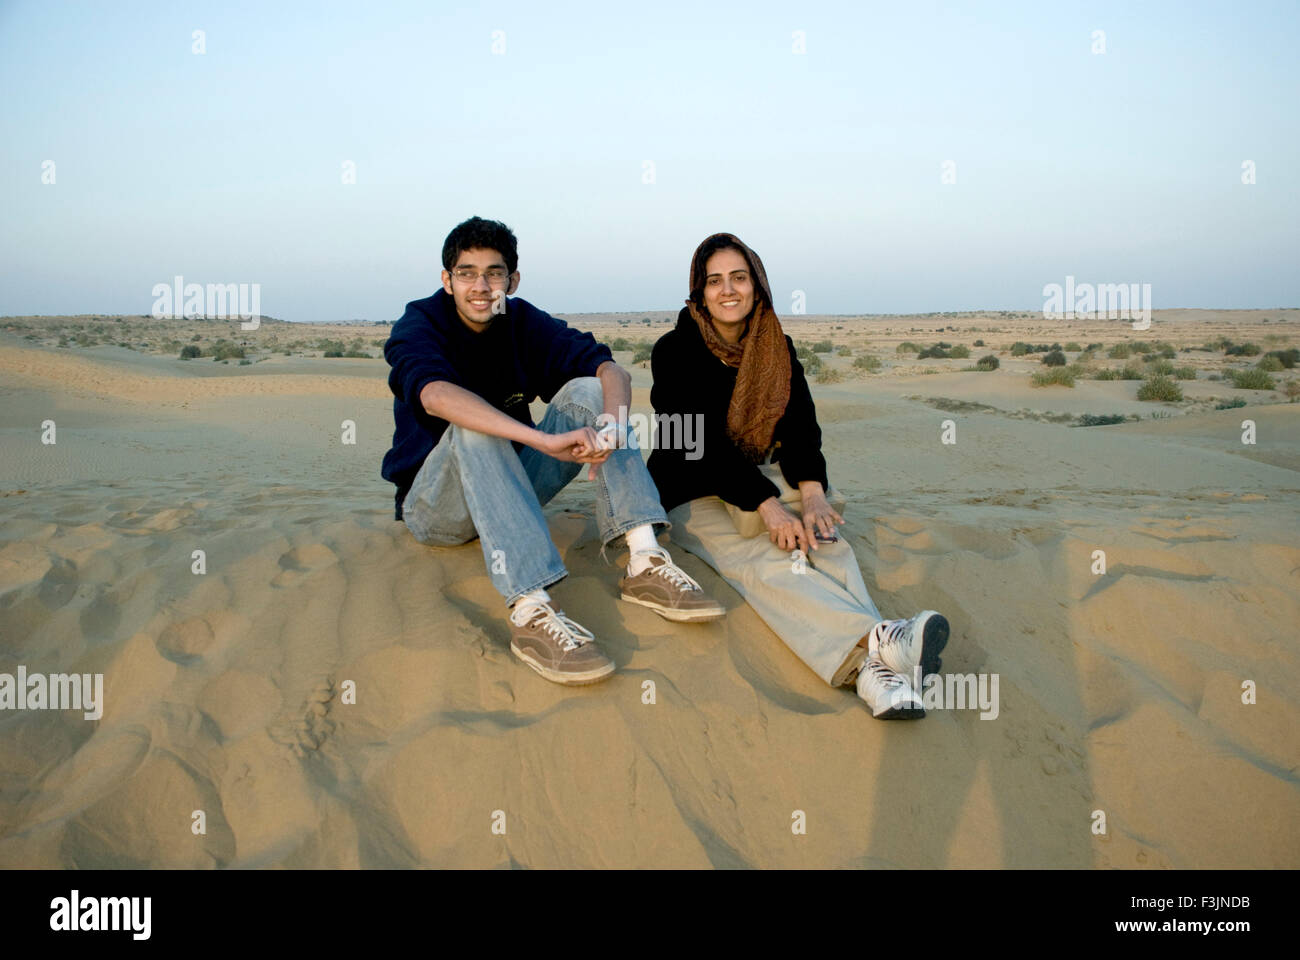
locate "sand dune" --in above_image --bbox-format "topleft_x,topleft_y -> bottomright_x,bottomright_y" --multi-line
1,316 -> 1297,868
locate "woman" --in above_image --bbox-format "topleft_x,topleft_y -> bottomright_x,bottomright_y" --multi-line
647,233 -> 949,719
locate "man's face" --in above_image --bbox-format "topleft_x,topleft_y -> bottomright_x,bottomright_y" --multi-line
702,247 -> 755,331
441,247 -> 520,332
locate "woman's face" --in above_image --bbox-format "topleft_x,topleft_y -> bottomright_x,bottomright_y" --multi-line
702,247 -> 755,336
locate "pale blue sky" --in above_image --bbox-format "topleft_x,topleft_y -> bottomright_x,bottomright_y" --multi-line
1,0 -> 1296,321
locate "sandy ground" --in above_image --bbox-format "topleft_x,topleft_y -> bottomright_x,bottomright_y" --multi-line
0,310 -> 1297,868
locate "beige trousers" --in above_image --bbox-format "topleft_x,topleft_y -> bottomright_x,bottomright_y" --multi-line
666,463 -> 885,688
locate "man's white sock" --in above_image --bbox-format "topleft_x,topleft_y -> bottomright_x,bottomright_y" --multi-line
510,587 -> 551,624
625,524 -> 663,576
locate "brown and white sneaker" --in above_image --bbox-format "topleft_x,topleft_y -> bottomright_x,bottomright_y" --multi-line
619,548 -> 726,623
509,602 -> 616,686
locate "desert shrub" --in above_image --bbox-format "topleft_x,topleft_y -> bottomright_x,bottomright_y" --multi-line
211,342 -> 245,361
812,340 -> 834,353
1173,366 -> 1197,380
896,341 -> 922,354
1064,342 -> 1082,352
1136,374 -> 1183,401
917,345 -> 949,359
1215,397 -> 1247,409
836,346 -> 853,356
1225,342 -> 1261,356
1076,413 -> 1126,427
1041,349 -> 1067,366
238,358 -> 252,365
632,344 -> 653,364
179,345 -> 201,359
1264,348 -> 1299,368
853,355 -> 881,372
1256,355 -> 1284,372
975,354 -> 999,371
973,339 -> 984,347
1228,368 -> 1275,390
1092,369 -> 1118,381
948,344 -> 970,359
1010,341 -> 1033,356
1146,359 -> 1175,376
1284,381 -> 1300,402
1130,341 -> 1153,354
1118,364 -> 1146,380
1107,344 -> 1130,359
323,350 -> 344,358
815,367 -> 844,384
609,337 -> 631,352
343,349 -> 371,358
1032,367 -> 1075,387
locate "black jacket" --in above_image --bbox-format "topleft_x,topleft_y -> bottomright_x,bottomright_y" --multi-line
381,289 -> 612,520
647,308 -> 829,513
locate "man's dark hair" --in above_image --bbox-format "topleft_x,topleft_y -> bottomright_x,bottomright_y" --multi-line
441,216 -> 519,275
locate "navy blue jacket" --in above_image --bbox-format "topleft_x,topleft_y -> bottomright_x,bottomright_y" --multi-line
381,289 -> 613,520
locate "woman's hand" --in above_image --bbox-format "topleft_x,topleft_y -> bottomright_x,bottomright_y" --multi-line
757,496 -> 811,553
800,485 -> 844,548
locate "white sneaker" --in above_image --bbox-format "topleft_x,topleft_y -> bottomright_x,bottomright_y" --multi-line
868,610 -> 948,679
856,658 -> 925,719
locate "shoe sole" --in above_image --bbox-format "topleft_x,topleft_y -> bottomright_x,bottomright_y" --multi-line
620,593 -> 726,623
875,702 -> 926,720
510,641 -> 616,685
919,613 -> 949,678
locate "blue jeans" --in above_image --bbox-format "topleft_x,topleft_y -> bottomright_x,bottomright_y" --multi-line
401,376 -> 670,605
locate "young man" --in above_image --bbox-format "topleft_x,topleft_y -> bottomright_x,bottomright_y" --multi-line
382,217 -> 724,686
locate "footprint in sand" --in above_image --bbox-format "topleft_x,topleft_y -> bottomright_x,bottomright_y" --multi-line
154,616 -> 215,665
153,610 -> 245,666
109,505 -> 196,536
267,676 -> 337,757
36,557 -> 80,610
270,544 -> 339,587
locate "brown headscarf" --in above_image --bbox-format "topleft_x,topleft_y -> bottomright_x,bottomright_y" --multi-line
685,233 -> 791,462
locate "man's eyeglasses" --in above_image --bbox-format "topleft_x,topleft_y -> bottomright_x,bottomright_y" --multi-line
451,267 -> 510,285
